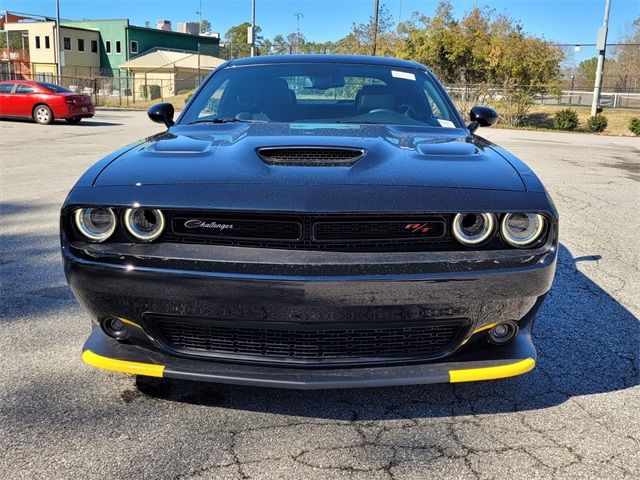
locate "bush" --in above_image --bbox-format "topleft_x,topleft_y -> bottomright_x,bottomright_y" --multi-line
587,114 -> 608,133
553,109 -> 579,131
184,90 -> 195,104
629,117 -> 640,136
138,84 -> 161,101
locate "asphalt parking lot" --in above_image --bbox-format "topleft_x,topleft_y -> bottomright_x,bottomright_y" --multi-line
1,110 -> 638,479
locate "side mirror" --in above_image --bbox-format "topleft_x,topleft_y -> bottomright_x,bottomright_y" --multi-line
147,103 -> 175,128
468,106 -> 499,133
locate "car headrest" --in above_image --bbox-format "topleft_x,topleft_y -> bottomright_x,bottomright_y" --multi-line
256,78 -> 293,120
356,85 -> 395,113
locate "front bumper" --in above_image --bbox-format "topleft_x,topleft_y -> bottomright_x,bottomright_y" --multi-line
64,238 -> 556,387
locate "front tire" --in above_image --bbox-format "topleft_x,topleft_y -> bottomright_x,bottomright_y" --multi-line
66,117 -> 82,124
33,105 -> 53,125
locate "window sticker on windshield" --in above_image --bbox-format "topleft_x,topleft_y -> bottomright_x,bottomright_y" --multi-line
391,70 -> 416,81
437,119 -> 456,128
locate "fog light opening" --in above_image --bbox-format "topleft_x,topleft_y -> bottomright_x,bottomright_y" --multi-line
487,321 -> 518,345
101,316 -> 129,340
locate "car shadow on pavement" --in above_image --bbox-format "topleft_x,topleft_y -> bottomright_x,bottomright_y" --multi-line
135,243 -> 639,419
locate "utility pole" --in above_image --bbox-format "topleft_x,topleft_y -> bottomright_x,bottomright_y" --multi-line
294,12 -> 303,54
55,0 -> 62,82
196,0 -> 202,32
372,0 -> 380,56
591,0 -> 612,116
250,0 -> 256,57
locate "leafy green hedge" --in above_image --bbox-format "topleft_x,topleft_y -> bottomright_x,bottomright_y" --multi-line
587,114 -> 608,133
629,117 -> 640,136
139,84 -> 161,101
553,109 -> 579,131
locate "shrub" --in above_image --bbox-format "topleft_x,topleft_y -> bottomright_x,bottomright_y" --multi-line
553,109 -> 579,131
184,90 -> 195,104
587,114 -> 608,133
629,117 -> 640,136
138,84 -> 161,101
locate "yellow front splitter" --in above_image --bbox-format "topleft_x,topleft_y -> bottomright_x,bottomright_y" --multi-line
82,350 -> 164,378
82,349 -> 534,384
448,357 -> 535,383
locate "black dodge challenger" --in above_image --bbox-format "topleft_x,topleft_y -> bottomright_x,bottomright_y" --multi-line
62,55 -> 557,389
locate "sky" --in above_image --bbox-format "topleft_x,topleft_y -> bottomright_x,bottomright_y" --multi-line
1,0 -> 639,64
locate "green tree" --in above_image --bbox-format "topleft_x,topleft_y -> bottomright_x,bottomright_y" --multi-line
336,5 -> 397,56
223,22 -> 263,58
200,19 -> 212,34
272,34 -> 289,55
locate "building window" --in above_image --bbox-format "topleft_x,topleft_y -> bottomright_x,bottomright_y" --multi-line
91,40 -> 98,53
130,40 -> 138,54
45,36 -> 50,48
78,38 -> 85,51
106,41 -> 111,54
35,36 -> 41,49
63,37 -> 71,50
115,40 -> 121,54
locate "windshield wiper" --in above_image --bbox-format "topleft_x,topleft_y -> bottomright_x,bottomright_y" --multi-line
187,117 -> 265,125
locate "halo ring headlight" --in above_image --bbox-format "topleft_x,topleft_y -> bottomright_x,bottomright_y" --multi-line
501,213 -> 545,247
452,213 -> 495,246
124,208 -> 165,241
74,207 -> 117,242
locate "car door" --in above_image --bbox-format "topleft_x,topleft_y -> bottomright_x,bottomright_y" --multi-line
0,83 -> 16,116
12,83 -> 37,117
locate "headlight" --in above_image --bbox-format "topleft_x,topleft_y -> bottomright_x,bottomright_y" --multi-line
452,213 -> 495,245
74,207 -> 117,242
124,208 -> 165,241
501,213 -> 545,247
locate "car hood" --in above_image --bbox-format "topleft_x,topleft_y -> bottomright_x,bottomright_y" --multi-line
94,123 -> 525,191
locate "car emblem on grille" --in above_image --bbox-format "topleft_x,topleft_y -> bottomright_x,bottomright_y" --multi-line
184,219 -> 234,230
405,223 -> 431,234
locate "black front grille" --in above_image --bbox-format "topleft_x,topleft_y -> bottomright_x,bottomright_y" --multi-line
151,316 -> 468,364
257,147 -> 364,166
163,212 -> 458,252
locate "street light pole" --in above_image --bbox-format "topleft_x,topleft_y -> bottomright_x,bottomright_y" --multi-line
55,0 -> 62,82
591,0 -> 612,116
294,12 -> 303,54
372,0 -> 380,56
250,0 -> 256,57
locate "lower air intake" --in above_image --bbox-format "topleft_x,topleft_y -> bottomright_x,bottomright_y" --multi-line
151,316 -> 469,365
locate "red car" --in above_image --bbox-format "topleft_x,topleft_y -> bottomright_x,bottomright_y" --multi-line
0,80 -> 95,125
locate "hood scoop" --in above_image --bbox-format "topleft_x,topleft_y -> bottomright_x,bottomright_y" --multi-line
257,147 -> 365,166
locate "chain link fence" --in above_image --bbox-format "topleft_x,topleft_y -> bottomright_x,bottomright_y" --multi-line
3,71 -> 200,108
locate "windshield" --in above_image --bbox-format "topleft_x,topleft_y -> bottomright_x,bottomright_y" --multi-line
40,82 -> 72,93
181,63 -> 461,128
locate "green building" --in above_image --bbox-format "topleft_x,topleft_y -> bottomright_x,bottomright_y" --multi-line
62,19 -> 219,75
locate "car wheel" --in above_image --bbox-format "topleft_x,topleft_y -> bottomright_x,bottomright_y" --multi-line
33,105 -> 53,125
66,117 -> 82,124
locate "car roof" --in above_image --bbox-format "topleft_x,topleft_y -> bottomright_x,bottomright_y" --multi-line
227,54 -> 428,71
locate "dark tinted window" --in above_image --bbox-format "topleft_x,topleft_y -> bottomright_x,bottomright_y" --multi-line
45,36 -> 50,48
63,37 -> 71,50
15,85 -> 35,94
78,38 -> 85,51
106,41 -> 111,53
35,36 -> 41,49
115,40 -> 121,54
91,40 -> 98,53
39,83 -> 72,93
0,83 -> 14,93
182,63 -> 460,128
